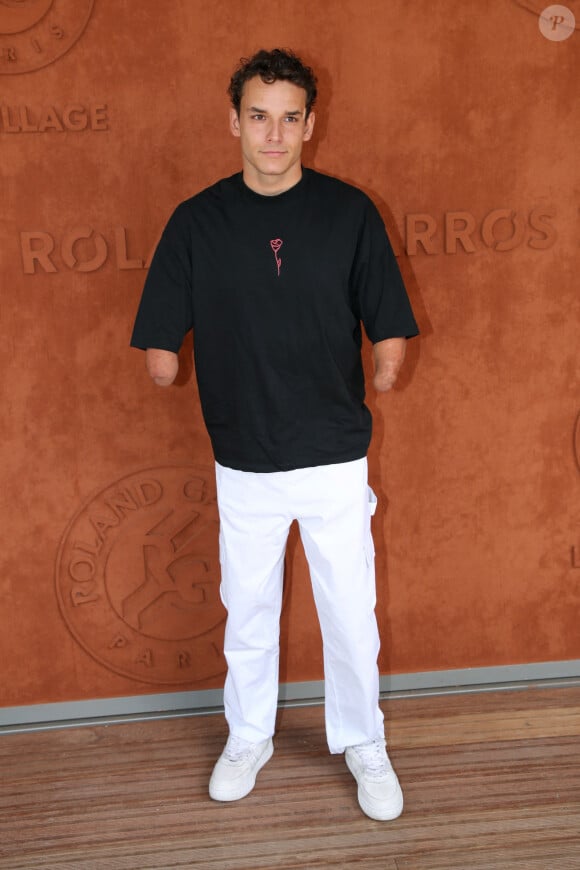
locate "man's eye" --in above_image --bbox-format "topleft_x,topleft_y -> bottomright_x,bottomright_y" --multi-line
285,116 -> 298,122
251,114 -> 265,120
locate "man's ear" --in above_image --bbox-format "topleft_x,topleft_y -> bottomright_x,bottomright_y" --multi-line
303,111 -> 315,142
230,108 -> 241,138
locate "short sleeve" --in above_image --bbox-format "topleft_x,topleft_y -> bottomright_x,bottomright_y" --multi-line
351,199 -> 419,343
130,202 -> 194,353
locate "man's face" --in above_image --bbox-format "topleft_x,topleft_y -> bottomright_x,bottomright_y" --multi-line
230,76 -> 315,195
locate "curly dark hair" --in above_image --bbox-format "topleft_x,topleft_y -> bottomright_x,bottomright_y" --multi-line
228,49 -> 318,118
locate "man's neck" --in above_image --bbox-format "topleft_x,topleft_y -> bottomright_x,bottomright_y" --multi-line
242,167 -> 303,197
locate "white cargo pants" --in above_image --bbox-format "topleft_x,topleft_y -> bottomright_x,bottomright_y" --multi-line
215,457 -> 385,754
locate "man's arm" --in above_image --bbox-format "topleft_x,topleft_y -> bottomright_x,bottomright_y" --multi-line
372,337 -> 406,392
146,348 -> 179,386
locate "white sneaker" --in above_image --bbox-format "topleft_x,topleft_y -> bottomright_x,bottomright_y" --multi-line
209,735 -> 273,802
345,738 -> 404,821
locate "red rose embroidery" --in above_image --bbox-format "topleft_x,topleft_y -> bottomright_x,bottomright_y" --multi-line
270,238 -> 283,277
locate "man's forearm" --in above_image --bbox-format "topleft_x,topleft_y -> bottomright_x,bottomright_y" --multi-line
372,337 -> 406,392
146,348 -> 179,386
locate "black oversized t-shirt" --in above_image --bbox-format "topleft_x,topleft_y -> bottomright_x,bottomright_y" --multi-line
131,168 -> 418,472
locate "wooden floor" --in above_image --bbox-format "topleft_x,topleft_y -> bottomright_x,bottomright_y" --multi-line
1,685 -> 580,869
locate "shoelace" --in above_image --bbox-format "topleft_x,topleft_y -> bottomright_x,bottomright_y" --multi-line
224,735 -> 255,762
354,739 -> 392,776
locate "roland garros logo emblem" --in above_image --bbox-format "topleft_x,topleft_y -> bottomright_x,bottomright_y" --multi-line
55,465 -> 227,685
0,0 -> 94,75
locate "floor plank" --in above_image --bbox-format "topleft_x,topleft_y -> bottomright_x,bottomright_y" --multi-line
0,686 -> 579,868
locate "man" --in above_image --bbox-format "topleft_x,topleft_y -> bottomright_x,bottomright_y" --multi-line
131,48 -> 418,821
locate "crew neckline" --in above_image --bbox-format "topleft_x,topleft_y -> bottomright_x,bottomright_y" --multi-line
237,168 -> 308,203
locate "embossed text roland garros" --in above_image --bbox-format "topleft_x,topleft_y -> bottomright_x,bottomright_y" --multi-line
19,206 -> 558,274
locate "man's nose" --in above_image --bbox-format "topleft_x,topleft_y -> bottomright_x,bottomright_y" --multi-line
267,120 -> 282,141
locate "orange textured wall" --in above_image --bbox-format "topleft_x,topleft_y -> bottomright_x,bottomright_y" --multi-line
1,0 -> 579,708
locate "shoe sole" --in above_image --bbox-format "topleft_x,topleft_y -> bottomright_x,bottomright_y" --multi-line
209,739 -> 274,802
